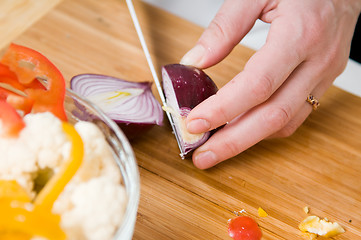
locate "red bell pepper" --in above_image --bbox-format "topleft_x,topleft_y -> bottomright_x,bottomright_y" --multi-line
0,100 -> 25,137
0,43 -> 67,136
0,63 -> 23,97
0,63 -> 34,114
1,43 -> 67,120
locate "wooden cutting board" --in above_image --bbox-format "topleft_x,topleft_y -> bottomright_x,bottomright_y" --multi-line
2,0 -> 361,239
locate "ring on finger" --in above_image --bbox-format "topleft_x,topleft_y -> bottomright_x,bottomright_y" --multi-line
306,94 -> 320,110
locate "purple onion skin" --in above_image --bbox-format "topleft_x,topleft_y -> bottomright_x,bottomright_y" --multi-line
162,64 -> 218,156
162,64 -> 218,109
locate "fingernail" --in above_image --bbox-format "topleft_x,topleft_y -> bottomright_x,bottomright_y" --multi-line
180,44 -> 205,67
194,151 -> 218,169
186,119 -> 210,133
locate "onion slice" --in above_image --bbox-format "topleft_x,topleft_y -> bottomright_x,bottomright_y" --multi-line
70,74 -> 163,139
162,64 -> 218,156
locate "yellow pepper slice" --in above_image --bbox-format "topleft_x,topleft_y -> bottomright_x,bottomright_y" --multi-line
0,199 -> 65,239
34,122 -> 84,210
0,180 -> 31,202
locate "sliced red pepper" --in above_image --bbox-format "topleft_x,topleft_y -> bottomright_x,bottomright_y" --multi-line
0,100 -> 25,137
0,63 -> 34,114
0,44 -> 68,136
0,63 -> 24,97
0,63 -> 18,83
1,43 -> 67,121
0,63 -> 28,136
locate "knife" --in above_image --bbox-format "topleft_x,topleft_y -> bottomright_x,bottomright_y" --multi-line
125,0 -> 186,158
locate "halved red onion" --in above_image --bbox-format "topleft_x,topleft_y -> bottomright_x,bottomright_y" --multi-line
162,64 -> 218,156
70,74 -> 163,139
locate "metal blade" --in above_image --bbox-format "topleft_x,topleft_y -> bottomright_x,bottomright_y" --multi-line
125,0 -> 185,158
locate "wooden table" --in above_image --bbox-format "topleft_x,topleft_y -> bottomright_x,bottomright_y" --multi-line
2,0 -> 361,239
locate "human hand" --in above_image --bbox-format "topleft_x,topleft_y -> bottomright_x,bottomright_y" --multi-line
180,0 -> 361,169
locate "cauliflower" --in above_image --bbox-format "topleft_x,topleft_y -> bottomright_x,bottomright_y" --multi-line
0,112 -> 70,197
71,121 -> 121,184
53,120 -> 126,240
54,177 -> 126,240
0,112 -> 127,240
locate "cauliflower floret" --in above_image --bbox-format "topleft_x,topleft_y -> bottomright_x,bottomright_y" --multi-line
53,120 -> 125,239
0,112 -> 70,197
22,113 -> 71,170
71,121 -> 121,183
54,177 -> 126,240
53,122 -> 126,239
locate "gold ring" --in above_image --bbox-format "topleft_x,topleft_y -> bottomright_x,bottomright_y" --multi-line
306,94 -> 320,110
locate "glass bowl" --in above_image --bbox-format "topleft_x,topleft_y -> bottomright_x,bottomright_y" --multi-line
64,89 -> 140,240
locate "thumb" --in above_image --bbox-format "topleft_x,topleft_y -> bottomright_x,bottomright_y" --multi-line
180,0 -> 264,68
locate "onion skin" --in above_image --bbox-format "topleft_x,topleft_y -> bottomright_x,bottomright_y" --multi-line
162,64 -> 218,109
162,64 -> 218,156
70,74 -> 163,140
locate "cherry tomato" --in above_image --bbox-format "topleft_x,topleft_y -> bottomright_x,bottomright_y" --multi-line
228,216 -> 262,240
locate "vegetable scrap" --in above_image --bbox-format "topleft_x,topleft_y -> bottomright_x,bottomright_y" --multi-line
234,209 -> 246,216
257,207 -> 268,217
303,206 -> 310,214
299,215 -> 345,238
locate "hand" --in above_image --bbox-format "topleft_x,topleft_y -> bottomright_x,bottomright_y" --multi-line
181,0 -> 361,169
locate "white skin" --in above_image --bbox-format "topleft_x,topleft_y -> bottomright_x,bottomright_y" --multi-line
181,0 -> 361,169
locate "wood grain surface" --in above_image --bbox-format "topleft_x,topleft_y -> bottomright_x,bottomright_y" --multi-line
0,0 -> 62,50
2,0 -> 361,239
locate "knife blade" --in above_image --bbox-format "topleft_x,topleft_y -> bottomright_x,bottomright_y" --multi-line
125,0 -> 186,158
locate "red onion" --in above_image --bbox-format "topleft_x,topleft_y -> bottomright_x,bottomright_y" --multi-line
162,64 -> 218,156
70,74 -> 163,139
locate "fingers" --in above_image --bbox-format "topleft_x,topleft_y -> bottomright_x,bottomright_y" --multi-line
269,77 -> 333,138
184,4 -> 349,135
186,31 -> 304,134
180,0 -> 265,68
183,0 -> 360,170
267,106 -> 311,139
191,61 -> 325,169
